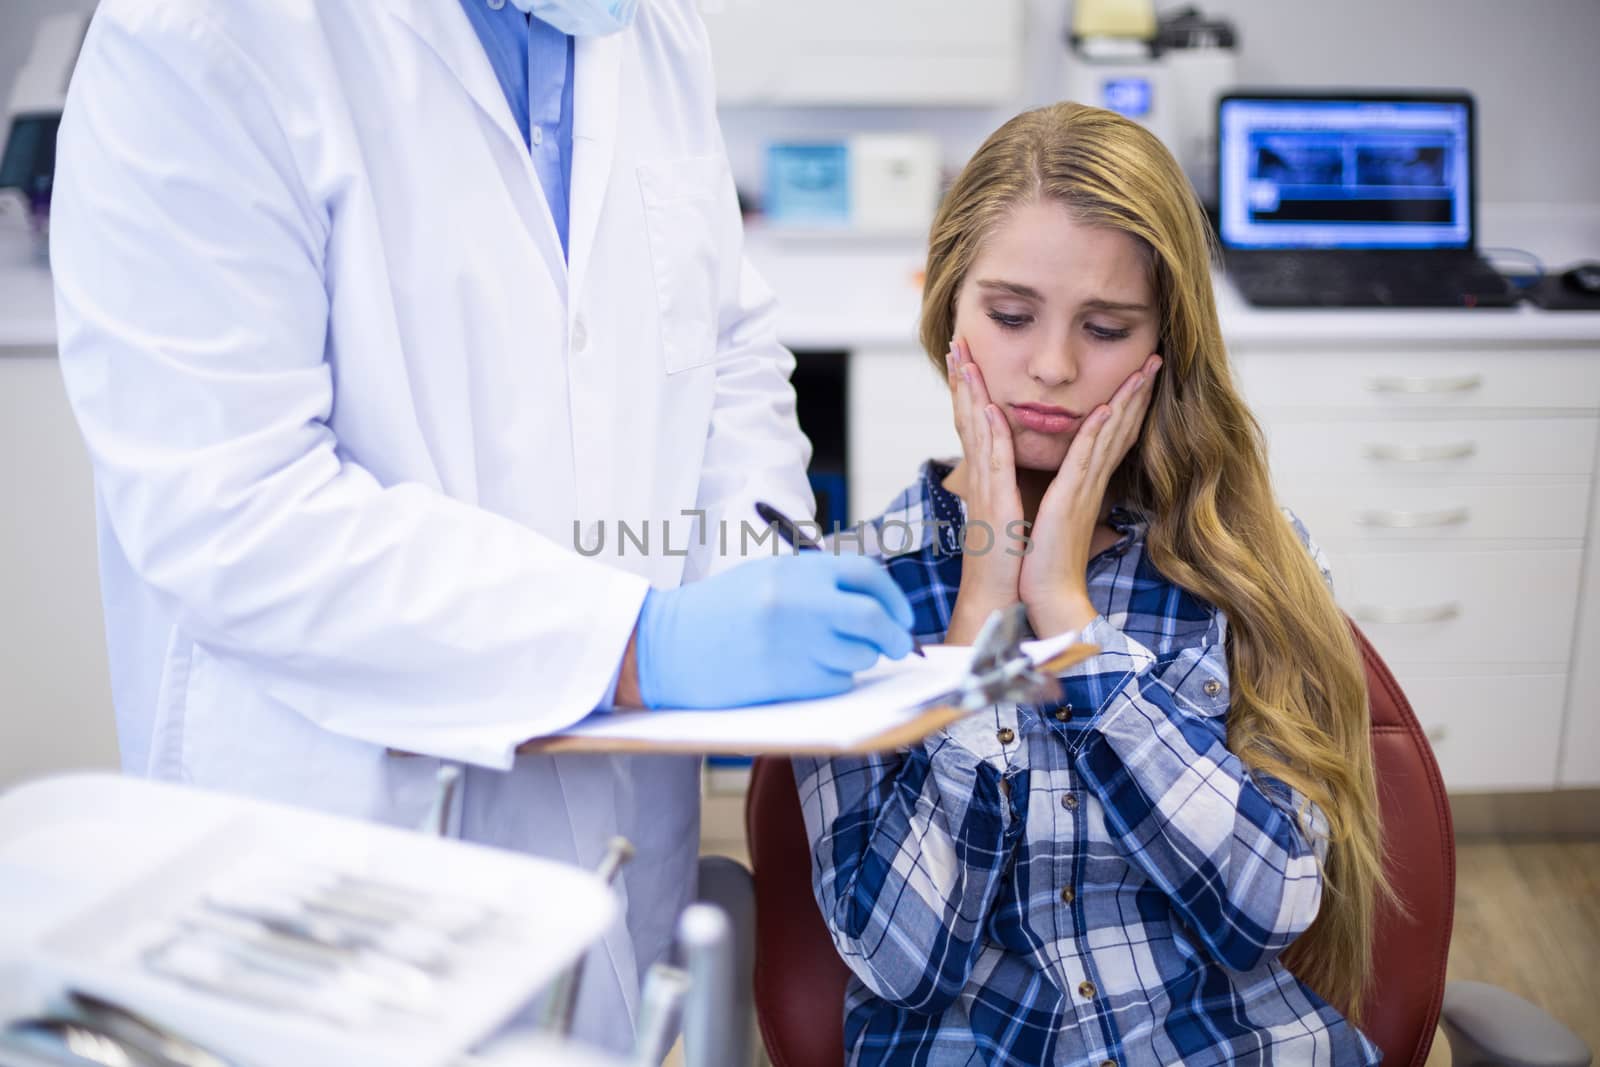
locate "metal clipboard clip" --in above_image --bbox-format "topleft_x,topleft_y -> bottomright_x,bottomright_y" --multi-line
911,604 -> 1096,714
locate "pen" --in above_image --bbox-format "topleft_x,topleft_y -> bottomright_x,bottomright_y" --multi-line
755,500 -> 823,551
754,500 -> 926,658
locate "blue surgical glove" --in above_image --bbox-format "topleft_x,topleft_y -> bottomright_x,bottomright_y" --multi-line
634,553 -> 916,709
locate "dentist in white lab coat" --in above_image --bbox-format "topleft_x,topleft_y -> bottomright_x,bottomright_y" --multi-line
50,0 -> 915,1048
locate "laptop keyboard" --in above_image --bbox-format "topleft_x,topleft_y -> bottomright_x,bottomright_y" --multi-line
1226,251 -> 1516,308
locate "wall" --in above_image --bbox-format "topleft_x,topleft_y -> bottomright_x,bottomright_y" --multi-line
715,0 -> 1600,207
1,0 -> 96,111
5,0 -> 1597,206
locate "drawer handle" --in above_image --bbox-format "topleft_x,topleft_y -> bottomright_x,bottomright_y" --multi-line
1356,506 -> 1471,529
1364,442 -> 1477,463
1367,374 -> 1484,395
1352,603 -> 1462,625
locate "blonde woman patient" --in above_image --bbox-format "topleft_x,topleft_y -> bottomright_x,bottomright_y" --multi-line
794,102 -> 1388,1065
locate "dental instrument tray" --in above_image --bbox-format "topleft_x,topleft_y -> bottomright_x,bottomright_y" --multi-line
0,773 -> 617,1066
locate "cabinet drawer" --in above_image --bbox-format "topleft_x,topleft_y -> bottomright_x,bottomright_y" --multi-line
1390,672 -> 1565,792
1231,349 -> 1600,412
1276,483 -> 1591,544
1260,417 -> 1598,479
1332,548 -> 1583,666
848,347 -> 960,522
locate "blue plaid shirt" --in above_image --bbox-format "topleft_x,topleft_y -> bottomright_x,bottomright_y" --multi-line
796,460 -> 1381,1066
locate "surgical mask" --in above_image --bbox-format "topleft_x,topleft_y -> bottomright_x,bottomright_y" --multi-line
508,0 -> 639,36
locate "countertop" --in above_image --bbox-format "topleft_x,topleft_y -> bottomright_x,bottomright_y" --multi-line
745,204 -> 1600,350
6,202 -> 1600,353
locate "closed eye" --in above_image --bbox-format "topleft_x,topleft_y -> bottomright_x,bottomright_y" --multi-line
1086,323 -> 1131,341
988,310 -> 1032,330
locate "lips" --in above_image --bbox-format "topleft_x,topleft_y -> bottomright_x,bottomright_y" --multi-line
1010,402 -> 1084,434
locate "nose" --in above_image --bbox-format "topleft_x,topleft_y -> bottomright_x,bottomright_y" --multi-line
1027,333 -> 1079,389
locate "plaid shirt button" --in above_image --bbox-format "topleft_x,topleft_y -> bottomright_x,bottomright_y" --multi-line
1078,980 -> 1097,999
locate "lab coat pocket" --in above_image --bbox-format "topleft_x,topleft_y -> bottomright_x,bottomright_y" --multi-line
637,155 -> 727,374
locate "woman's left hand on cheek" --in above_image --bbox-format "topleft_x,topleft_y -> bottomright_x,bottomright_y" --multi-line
1020,354 -> 1163,637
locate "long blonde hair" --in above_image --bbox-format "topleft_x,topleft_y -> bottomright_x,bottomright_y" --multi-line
919,102 -> 1387,1018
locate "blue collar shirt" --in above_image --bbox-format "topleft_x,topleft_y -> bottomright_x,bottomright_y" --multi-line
457,0 -> 576,260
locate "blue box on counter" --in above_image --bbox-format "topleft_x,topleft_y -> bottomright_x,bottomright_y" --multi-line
764,142 -> 851,226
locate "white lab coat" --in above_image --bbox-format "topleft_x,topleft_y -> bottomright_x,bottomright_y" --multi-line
50,0 -> 812,1048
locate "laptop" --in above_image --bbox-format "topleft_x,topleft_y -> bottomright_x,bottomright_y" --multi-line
1216,91 -> 1515,308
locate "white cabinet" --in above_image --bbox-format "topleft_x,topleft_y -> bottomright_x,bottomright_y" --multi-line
841,337 -> 1600,794
1230,342 -> 1600,793
1561,443 -> 1600,788
846,346 -> 959,522
1262,418 -> 1597,478
1398,673 -> 1569,792
1333,547 -> 1582,668
0,349 -> 120,787
1227,349 -> 1600,412
702,0 -> 1024,107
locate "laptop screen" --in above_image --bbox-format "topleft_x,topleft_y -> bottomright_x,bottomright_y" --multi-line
1218,95 -> 1473,250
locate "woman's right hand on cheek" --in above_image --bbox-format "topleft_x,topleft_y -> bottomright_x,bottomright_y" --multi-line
945,338 -> 1024,643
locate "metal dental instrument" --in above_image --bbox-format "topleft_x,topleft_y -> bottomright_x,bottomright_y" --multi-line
65,991 -> 238,1067
2,1017 -> 160,1067
630,962 -> 691,1067
542,836 -> 635,1036
910,604 -> 1094,713
419,763 -> 463,838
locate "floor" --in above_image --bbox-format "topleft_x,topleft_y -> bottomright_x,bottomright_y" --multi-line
696,785 -> 1599,1066
1445,838 -> 1600,1056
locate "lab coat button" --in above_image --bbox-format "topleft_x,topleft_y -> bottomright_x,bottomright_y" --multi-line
532,125 -> 544,148
487,0 -> 506,8
572,317 -> 588,352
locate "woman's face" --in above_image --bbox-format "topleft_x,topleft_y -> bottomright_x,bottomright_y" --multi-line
951,198 -> 1160,474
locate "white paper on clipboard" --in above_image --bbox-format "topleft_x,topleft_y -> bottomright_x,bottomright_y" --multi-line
526,630 -> 1095,756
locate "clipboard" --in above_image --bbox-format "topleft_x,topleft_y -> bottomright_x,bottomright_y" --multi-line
523,605 -> 1099,757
